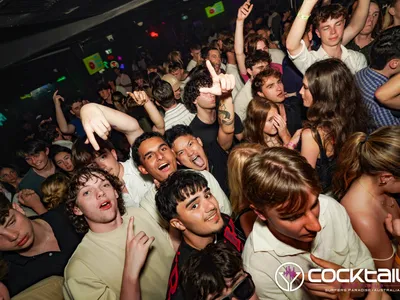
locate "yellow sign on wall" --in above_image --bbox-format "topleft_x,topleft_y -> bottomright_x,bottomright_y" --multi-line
83,53 -> 104,75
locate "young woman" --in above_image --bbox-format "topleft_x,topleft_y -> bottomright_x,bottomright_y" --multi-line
299,58 -> 368,192
333,126 -> 400,270
41,173 -> 69,210
49,145 -> 74,174
243,97 -> 301,149
228,143 -> 265,239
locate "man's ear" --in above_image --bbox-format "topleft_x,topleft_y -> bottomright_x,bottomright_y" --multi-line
388,59 -> 399,70
246,68 -> 253,78
73,205 -> 83,216
70,109 -> 76,116
257,91 -> 265,98
13,203 -> 25,215
315,28 -> 321,39
111,149 -> 118,161
250,204 -> 267,221
170,218 -> 186,231
196,137 -> 203,147
138,165 -> 149,175
45,147 -> 50,156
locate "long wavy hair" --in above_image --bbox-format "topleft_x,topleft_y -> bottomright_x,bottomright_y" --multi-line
333,126 -> 400,199
243,97 -> 280,146
303,58 -> 369,157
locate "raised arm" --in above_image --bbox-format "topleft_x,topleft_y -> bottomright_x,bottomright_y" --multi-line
201,60 -> 236,151
127,91 -> 165,135
235,0 -> 253,75
342,0 -> 371,46
286,0 -> 319,56
53,90 -> 75,134
80,103 -> 144,150
375,73 -> 400,110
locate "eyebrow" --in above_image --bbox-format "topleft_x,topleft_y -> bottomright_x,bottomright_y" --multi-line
4,214 -> 14,227
144,143 -> 168,158
185,187 -> 210,208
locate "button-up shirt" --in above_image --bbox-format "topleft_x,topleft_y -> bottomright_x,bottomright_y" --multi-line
242,194 -> 374,300
288,40 -> 367,75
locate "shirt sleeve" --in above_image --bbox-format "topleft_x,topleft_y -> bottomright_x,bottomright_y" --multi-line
63,259 -> 118,300
287,40 -> 316,75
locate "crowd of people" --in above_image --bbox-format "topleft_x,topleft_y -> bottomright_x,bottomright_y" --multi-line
1,0 -> 400,299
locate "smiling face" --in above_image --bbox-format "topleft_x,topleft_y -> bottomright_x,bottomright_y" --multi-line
257,75 -> 285,103
171,187 -> 224,237
172,135 -> 209,171
54,152 -> 74,172
24,150 -> 50,171
0,208 -> 34,252
316,16 -> 345,47
73,174 -> 120,231
137,137 -> 178,182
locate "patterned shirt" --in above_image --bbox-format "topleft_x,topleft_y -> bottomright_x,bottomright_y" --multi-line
355,67 -> 400,129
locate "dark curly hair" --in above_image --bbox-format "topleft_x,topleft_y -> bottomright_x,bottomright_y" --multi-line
183,68 -> 212,113
245,50 -> 271,70
65,167 -> 125,234
251,68 -> 282,98
38,123 -> 62,144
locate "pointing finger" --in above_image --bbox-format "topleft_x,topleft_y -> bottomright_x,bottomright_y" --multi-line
205,60 -> 219,81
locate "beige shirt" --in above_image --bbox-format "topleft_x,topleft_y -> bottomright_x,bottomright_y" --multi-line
234,80 -> 253,122
242,194 -> 375,300
63,207 -> 175,300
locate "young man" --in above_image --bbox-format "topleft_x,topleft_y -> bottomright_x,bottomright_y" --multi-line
162,73 -> 182,101
155,171 -> 243,300
181,242 -> 257,300
63,168 -> 175,300
97,84 -> 115,109
0,194 -> 81,297
184,61 -> 243,148
165,125 -> 229,196
53,90 -> 86,138
152,78 -> 195,130
252,68 -> 304,135
355,26 -> 400,129
75,102 -> 154,207
186,44 -> 202,72
241,148 -> 375,300
200,47 -> 225,75
113,67 -> 132,93
234,50 -> 272,121
38,122 -> 73,149
286,1 -> 367,75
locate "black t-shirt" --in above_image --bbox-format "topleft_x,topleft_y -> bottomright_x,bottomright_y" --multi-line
205,141 -> 229,196
283,96 -> 305,136
166,214 -> 244,300
189,113 -> 244,147
2,204 -> 82,297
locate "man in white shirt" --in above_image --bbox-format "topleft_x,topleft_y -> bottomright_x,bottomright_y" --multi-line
114,67 -> 132,92
241,147 -> 374,300
286,1 -> 367,74
186,44 -> 202,72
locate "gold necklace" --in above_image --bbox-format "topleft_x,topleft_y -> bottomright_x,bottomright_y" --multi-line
358,179 -> 395,208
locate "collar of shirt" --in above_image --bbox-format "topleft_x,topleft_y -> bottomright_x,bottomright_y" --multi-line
365,67 -> 389,84
252,194 -> 329,256
316,43 -> 350,61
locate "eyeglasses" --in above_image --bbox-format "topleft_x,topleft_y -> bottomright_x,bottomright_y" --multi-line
219,272 -> 256,300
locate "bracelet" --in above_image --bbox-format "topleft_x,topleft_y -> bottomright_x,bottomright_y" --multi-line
297,13 -> 310,20
395,252 -> 400,265
286,142 -> 297,149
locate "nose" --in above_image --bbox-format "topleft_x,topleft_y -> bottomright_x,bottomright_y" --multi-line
96,161 -> 107,170
204,198 -> 217,212
299,86 -> 304,95
3,229 -> 18,242
330,27 -> 336,35
305,212 -> 322,233
155,151 -> 164,161
96,187 -> 106,198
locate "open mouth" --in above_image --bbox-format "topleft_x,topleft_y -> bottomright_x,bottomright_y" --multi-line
158,163 -> 170,172
99,201 -> 112,210
192,155 -> 205,167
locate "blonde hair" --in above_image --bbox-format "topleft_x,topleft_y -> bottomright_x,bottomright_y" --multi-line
41,173 -> 69,209
227,143 -> 266,214
167,51 -> 184,65
333,126 -> 400,199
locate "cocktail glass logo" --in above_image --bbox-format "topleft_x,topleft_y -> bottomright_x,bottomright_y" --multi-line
275,263 -> 305,292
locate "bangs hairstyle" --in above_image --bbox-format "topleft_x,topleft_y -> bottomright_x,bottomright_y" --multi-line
252,68 -> 282,97
72,135 -> 115,169
243,97 -> 279,146
245,50 -> 272,69
65,167 -> 125,233
181,242 -> 242,300
242,148 -> 321,215
246,34 -> 268,55
313,4 -> 348,29
155,170 -> 208,222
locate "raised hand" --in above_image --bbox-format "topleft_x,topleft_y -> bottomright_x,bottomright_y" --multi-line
237,0 -> 253,22
199,60 -> 235,96
385,214 -> 400,243
124,217 -> 155,278
53,90 -> 65,106
127,91 -> 150,106
80,104 -> 112,150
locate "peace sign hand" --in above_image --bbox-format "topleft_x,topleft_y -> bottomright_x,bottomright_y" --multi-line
199,60 -> 235,96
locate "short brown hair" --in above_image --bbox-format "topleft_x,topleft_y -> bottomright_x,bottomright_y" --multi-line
313,4 -> 348,29
252,68 -> 282,97
65,167 -> 125,234
0,193 -> 12,226
242,148 -> 321,215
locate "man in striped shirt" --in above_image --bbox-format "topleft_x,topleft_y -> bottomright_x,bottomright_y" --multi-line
355,26 -> 400,130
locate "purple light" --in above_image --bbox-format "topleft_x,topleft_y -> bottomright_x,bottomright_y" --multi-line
117,56 -> 122,61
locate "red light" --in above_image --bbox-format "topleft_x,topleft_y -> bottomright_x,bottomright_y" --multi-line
107,55 -> 114,60
150,31 -> 159,38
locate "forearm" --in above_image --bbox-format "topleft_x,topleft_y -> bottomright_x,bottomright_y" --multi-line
32,202 -> 48,215
55,105 -> 71,134
218,96 -> 235,151
143,101 -> 165,134
120,271 -> 141,300
286,0 -> 317,55
342,0 -> 370,45
235,20 -> 247,75
375,74 -> 400,109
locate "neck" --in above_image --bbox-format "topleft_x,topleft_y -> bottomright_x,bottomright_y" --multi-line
358,174 -> 386,198
89,212 -> 123,233
196,107 -> 216,124
164,102 -> 178,111
371,67 -> 391,78
34,160 -> 55,178
183,231 -> 214,250
321,43 -> 342,59
105,95 -> 112,104
118,162 -> 124,181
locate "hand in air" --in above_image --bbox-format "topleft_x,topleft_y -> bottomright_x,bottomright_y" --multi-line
199,60 -> 235,96
126,91 -> 150,106
125,217 -> 155,278
53,90 -> 64,106
237,0 -> 253,21
80,104 -> 112,150
385,213 -> 400,243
